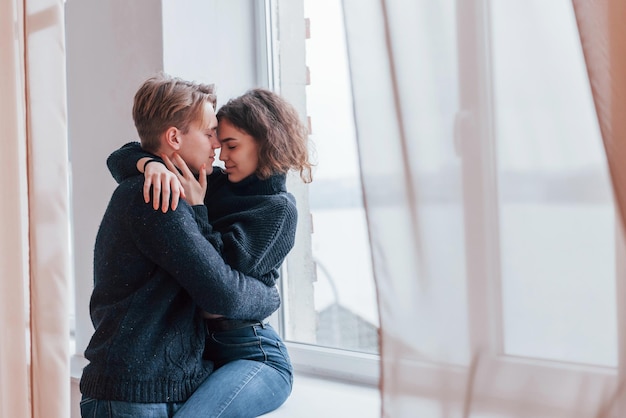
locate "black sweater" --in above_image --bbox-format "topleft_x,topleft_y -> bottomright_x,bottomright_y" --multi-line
107,142 -> 298,285
80,176 -> 281,403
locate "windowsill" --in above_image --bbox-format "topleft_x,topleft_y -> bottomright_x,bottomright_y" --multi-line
260,372 -> 380,417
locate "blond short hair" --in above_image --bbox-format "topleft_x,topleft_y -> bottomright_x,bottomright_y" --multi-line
133,73 -> 217,153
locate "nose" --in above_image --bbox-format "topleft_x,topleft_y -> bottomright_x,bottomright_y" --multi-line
219,147 -> 228,162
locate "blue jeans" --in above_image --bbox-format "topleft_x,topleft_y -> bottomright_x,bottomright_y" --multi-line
80,323 -> 293,418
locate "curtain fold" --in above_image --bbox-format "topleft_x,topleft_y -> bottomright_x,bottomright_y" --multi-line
0,0 -> 70,417
25,1 -> 71,417
571,0 -> 626,228
343,0 -> 626,416
572,0 -> 626,414
0,0 -> 31,417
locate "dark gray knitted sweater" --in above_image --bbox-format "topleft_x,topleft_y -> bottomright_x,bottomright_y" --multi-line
107,142 -> 298,284
80,176 -> 281,403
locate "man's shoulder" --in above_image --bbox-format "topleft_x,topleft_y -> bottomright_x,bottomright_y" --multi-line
113,175 -> 145,197
111,176 -> 192,215
102,177 -> 146,220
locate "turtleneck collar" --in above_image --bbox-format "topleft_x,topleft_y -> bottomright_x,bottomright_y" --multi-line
227,171 -> 287,196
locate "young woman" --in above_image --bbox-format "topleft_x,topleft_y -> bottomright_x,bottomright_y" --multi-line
106,88 -> 313,417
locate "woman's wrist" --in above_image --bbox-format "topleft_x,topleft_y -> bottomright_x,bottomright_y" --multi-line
137,156 -> 164,173
142,158 -> 164,172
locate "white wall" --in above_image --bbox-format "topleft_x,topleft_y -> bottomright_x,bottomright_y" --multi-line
162,0 -> 263,102
65,0 -> 165,359
65,1 -> 260,416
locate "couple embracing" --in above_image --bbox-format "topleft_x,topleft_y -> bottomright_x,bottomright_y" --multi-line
80,73 -> 312,418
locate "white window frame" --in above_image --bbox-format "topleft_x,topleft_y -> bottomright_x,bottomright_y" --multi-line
264,0 -> 381,386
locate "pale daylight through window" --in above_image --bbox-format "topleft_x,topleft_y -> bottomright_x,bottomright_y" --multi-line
281,0 -> 379,354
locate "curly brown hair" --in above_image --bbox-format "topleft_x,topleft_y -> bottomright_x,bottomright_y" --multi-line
132,73 -> 217,153
216,88 -> 313,183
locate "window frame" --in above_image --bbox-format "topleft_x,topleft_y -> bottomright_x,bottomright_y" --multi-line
265,0 -> 381,386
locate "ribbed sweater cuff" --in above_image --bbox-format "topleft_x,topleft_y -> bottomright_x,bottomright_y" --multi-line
79,370 -> 210,403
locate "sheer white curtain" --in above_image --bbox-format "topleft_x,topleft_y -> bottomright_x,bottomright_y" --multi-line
0,0 -> 70,417
343,0 -> 626,416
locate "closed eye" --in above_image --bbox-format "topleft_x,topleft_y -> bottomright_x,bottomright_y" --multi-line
206,128 -> 217,139
220,137 -> 237,149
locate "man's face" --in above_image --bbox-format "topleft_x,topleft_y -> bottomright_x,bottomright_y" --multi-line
177,102 -> 219,175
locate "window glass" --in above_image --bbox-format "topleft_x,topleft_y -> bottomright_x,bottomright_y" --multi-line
491,0 -> 617,366
287,0 -> 379,353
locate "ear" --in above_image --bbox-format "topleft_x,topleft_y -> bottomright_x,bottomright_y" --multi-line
164,127 -> 181,150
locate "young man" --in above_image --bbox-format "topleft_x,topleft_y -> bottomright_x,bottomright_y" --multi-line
79,74 -> 280,417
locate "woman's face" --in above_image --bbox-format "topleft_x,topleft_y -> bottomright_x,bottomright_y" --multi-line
217,118 -> 260,183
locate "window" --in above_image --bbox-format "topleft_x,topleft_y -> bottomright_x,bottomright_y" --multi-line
267,0 -> 380,381
68,0 -> 381,386
490,0 -> 616,367
67,0 -> 626,413
449,0 -> 619,408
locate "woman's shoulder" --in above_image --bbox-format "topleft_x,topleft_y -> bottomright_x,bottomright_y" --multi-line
254,192 -> 297,225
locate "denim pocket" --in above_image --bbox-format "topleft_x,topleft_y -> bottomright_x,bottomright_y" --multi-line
209,326 -> 262,348
206,325 -> 266,366
79,397 -> 97,418
205,324 -> 293,388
